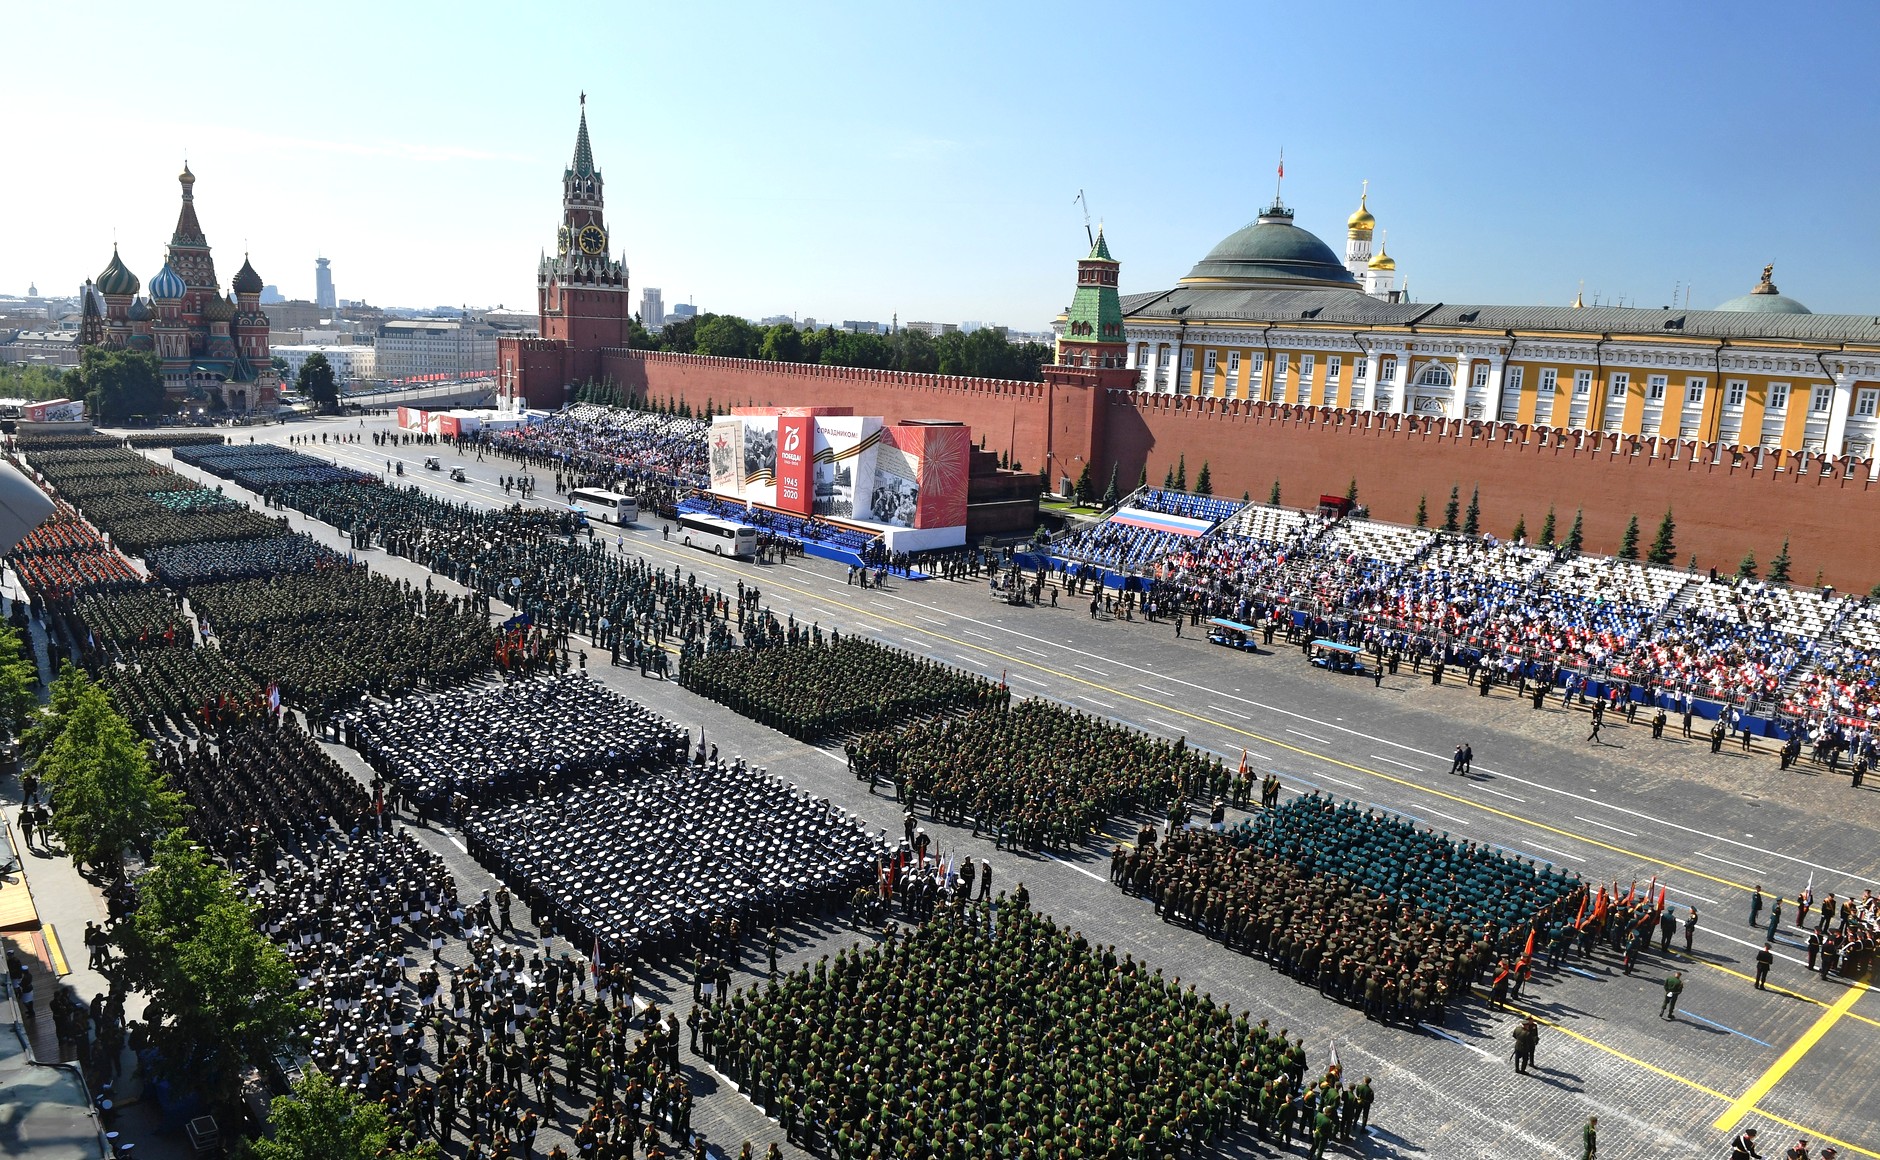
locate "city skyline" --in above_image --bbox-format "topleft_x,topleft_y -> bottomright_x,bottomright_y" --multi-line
4,1 -> 1877,326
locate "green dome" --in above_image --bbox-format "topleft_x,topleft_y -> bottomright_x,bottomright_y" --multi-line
1716,265 -> 1810,314
201,295 -> 236,322
1183,201 -> 1357,288
1716,291 -> 1811,314
95,247 -> 139,297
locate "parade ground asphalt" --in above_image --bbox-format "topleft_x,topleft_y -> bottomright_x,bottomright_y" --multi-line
89,416 -> 1880,1160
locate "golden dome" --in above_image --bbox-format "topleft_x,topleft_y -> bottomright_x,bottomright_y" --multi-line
1347,192 -> 1375,236
1368,242 -> 1395,272
178,163 -> 196,186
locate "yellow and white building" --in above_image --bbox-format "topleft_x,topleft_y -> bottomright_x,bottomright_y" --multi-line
1111,192 -> 1880,459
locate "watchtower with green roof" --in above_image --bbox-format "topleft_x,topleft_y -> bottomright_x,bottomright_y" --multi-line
1058,228 -> 1127,369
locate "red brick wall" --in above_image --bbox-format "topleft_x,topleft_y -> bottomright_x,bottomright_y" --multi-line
602,349 -> 1051,469
1105,396 -> 1880,589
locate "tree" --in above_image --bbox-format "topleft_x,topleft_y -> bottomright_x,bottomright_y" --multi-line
268,356 -> 290,376
34,679 -> 183,874
1241,490 -> 1251,503
1414,494 -> 1428,528
21,662 -> 93,767
1164,464 -> 1176,489
1268,480 -> 1281,506
1100,465 -> 1120,510
1442,486 -> 1461,533
1737,552 -> 1758,580
117,831 -> 304,1112
77,347 -> 167,423
1137,465 -> 1149,490
1194,461 -> 1213,496
1174,455 -> 1188,492
1463,487 -> 1481,535
1647,508 -> 1677,566
1511,514 -> 1527,543
1073,463 -> 1094,506
1567,509 -> 1585,553
693,315 -> 762,359
1619,515 -> 1641,559
0,363 -> 79,401
1539,506 -> 1557,547
759,323 -> 804,364
296,353 -> 339,410
247,1072 -> 435,1160
0,622 -> 37,740
1770,538 -> 1793,584
1344,477 -> 1359,504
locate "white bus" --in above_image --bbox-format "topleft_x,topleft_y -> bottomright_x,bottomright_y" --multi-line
678,513 -> 758,558
569,487 -> 639,525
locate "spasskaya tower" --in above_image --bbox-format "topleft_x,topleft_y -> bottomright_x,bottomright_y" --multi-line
499,95 -> 635,411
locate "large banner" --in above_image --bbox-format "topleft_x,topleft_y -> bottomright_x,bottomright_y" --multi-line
708,411 -> 968,532
709,417 -> 742,495
23,399 -> 83,423
812,416 -> 881,520
775,415 -> 812,515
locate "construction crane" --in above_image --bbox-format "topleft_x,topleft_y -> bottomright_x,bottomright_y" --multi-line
1074,189 -> 1094,249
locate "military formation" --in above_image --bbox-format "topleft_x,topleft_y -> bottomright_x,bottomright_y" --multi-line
464,753 -> 885,962
1121,826 -> 1490,1026
846,701 -> 1210,852
682,635 -> 1003,742
344,675 -> 688,812
715,898 -> 1375,1160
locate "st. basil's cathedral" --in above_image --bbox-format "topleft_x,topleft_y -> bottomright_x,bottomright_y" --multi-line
80,165 -> 279,411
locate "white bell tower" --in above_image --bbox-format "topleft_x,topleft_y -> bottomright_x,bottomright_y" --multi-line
1345,182 -> 1375,281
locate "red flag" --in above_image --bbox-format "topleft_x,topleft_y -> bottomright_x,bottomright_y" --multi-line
1624,880 -> 1637,906
592,935 -> 602,975
1523,928 -> 1536,961
1238,749 -> 1249,778
1573,893 -> 1588,929
1658,886 -> 1668,912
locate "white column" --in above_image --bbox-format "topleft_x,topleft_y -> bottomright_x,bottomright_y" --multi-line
1485,358 -> 1507,421
1395,353 -> 1413,415
1823,371 -> 1857,455
1168,339 -> 1185,395
1452,354 -> 1473,419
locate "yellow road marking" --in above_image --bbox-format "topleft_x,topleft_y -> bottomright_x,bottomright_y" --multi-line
1714,983 -> 1864,1132
1494,990 -> 1880,1158
1670,951 -> 1880,1030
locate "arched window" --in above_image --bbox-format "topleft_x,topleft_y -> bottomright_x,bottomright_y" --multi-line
1416,364 -> 1453,389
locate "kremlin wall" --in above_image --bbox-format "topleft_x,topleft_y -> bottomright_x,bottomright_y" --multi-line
501,102 -> 1880,587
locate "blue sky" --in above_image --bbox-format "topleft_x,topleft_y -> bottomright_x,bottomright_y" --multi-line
5,1 -> 1876,327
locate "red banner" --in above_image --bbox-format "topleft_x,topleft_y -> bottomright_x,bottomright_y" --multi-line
776,414 -> 812,514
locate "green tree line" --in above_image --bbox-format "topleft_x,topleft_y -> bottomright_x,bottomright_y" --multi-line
625,314 -> 1054,382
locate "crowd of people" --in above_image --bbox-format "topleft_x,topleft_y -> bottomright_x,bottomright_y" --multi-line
714,899 -> 1373,1160
1236,794 -> 1584,939
1122,825 -> 1490,1026
481,404 -> 711,493
159,717 -> 372,861
174,442 -> 375,489
344,675 -> 688,812
464,755 -> 886,961
1041,488 -> 1880,733
680,634 -> 1002,742
846,700 -> 1206,851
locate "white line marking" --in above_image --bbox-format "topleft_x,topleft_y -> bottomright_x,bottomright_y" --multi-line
1691,851 -> 1767,876
1371,754 -> 1422,772
1476,785 -> 1527,803
1420,807 -> 1471,827
1014,645 -> 1049,657
1287,728 -> 1331,744
1664,886 -> 1721,906
1314,772 -> 1365,790
1418,1023 -> 1498,1061
446,833 -> 467,852
915,614 -> 947,625
1074,663 -> 1110,676
1523,843 -> 1586,863
1210,705 -> 1252,720
1137,683 -> 1175,695
1145,718 -> 1186,733
1010,673 -> 1049,687
1080,697 -> 1118,709
962,629 -> 994,640
1573,815 -> 1640,838
1041,851 -> 1109,882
